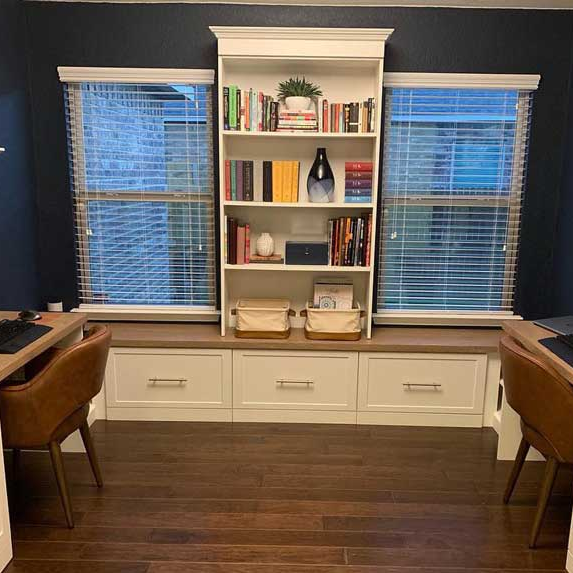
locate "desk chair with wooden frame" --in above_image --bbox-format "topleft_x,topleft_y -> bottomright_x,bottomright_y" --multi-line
0,325 -> 111,528
500,334 -> 573,548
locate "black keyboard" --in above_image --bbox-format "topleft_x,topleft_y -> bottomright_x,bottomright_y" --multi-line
0,319 -> 53,354
556,333 -> 573,350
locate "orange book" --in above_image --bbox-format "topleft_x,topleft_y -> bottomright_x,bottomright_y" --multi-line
292,161 -> 300,203
272,161 -> 282,202
282,162 -> 292,202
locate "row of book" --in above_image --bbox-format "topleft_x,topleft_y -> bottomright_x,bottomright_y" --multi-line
222,86 -> 377,134
345,161 -> 373,204
318,99 -> 376,133
223,86 -> 278,132
225,218 -> 251,265
328,214 -> 373,267
262,161 -> 300,203
224,160 -> 254,201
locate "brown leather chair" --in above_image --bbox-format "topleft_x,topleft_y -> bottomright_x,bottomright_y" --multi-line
500,334 -> 573,548
0,324 -> 111,528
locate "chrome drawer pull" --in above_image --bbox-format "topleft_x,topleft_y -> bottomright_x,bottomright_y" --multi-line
276,378 -> 314,386
148,377 -> 188,386
403,382 -> 442,390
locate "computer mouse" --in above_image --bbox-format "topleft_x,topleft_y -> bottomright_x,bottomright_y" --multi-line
18,310 -> 41,322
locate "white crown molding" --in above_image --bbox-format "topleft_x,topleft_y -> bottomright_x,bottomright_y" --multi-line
384,72 -> 541,90
210,26 -> 394,42
57,66 -> 215,84
26,0 -> 573,8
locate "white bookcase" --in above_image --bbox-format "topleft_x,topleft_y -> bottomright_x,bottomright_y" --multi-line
210,27 -> 393,338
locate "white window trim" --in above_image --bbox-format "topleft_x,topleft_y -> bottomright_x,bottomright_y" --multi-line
375,72 -> 540,327
72,306 -> 221,322
373,311 -> 523,327
63,66 -> 218,322
384,72 -> 540,91
57,67 -> 215,85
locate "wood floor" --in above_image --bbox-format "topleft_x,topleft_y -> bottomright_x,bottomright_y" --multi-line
5,421 -> 573,572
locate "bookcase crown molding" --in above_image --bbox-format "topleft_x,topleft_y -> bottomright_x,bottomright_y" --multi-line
210,26 -> 394,58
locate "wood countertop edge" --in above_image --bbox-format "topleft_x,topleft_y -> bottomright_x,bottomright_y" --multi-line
98,323 -> 502,354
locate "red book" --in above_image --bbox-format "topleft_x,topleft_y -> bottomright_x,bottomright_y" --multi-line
258,92 -> 264,132
245,224 -> 250,264
345,170 -> 372,180
237,225 -> 246,265
224,160 -> 231,200
345,179 -> 372,189
345,162 -> 373,172
322,99 -> 329,133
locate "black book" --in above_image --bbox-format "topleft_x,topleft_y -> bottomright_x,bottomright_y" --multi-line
270,101 -> 278,132
349,103 -> 358,133
344,104 -> 350,133
262,161 -> 273,202
227,217 -> 237,264
243,161 -> 254,201
236,89 -> 241,131
367,98 -> 372,134
223,87 -> 229,131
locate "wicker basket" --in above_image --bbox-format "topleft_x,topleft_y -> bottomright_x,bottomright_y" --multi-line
301,302 -> 364,341
232,299 -> 295,339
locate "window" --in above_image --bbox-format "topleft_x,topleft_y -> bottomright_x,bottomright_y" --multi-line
60,68 -> 216,318
375,73 -> 539,324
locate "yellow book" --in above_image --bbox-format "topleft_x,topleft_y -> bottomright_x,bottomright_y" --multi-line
282,161 -> 293,202
292,161 -> 300,203
272,161 -> 282,202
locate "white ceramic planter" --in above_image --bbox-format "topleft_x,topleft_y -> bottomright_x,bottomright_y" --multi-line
256,233 -> 275,257
284,96 -> 312,111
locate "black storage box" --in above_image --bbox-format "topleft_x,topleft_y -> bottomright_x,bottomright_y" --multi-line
285,241 -> 329,265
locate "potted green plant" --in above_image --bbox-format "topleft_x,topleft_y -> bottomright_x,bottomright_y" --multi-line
277,76 -> 323,111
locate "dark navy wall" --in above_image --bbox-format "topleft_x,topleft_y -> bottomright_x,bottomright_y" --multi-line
23,2 -> 573,317
552,50 -> 573,317
0,0 -> 39,310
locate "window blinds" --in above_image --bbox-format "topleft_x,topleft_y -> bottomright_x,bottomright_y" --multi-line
376,84 -> 535,316
63,78 -> 216,309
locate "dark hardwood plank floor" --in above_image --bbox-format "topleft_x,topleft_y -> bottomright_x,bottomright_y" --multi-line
5,421 -> 573,572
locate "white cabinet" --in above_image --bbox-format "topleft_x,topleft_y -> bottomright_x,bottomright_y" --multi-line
357,352 -> 487,427
105,347 -> 232,421
232,350 -> 358,423
103,345 -> 492,427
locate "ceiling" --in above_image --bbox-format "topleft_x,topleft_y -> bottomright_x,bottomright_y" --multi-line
25,0 -> 573,7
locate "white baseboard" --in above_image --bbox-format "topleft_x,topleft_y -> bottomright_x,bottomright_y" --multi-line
357,411 -> 483,427
106,407 -> 232,422
232,409 -> 357,424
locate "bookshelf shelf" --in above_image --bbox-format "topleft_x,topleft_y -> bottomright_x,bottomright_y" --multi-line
225,264 -> 372,273
223,201 -> 374,209
222,131 -> 377,139
212,26 -> 393,338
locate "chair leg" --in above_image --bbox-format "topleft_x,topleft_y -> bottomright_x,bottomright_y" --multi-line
79,420 -> 103,488
48,441 -> 74,528
503,437 -> 530,504
529,456 -> 559,548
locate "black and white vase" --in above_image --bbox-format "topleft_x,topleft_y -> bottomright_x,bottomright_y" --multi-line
307,147 -> 335,203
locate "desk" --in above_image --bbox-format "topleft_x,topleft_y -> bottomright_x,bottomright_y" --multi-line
0,311 -> 87,571
502,320 -> 573,572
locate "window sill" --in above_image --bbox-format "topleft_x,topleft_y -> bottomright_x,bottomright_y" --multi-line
373,312 -> 522,328
72,305 -> 220,323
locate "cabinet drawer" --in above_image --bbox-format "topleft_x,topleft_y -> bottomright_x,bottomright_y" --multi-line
106,348 -> 232,409
233,350 -> 358,410
358,352 -> 487,414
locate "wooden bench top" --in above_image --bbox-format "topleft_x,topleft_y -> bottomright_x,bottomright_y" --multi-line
92,322 -> 502,354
